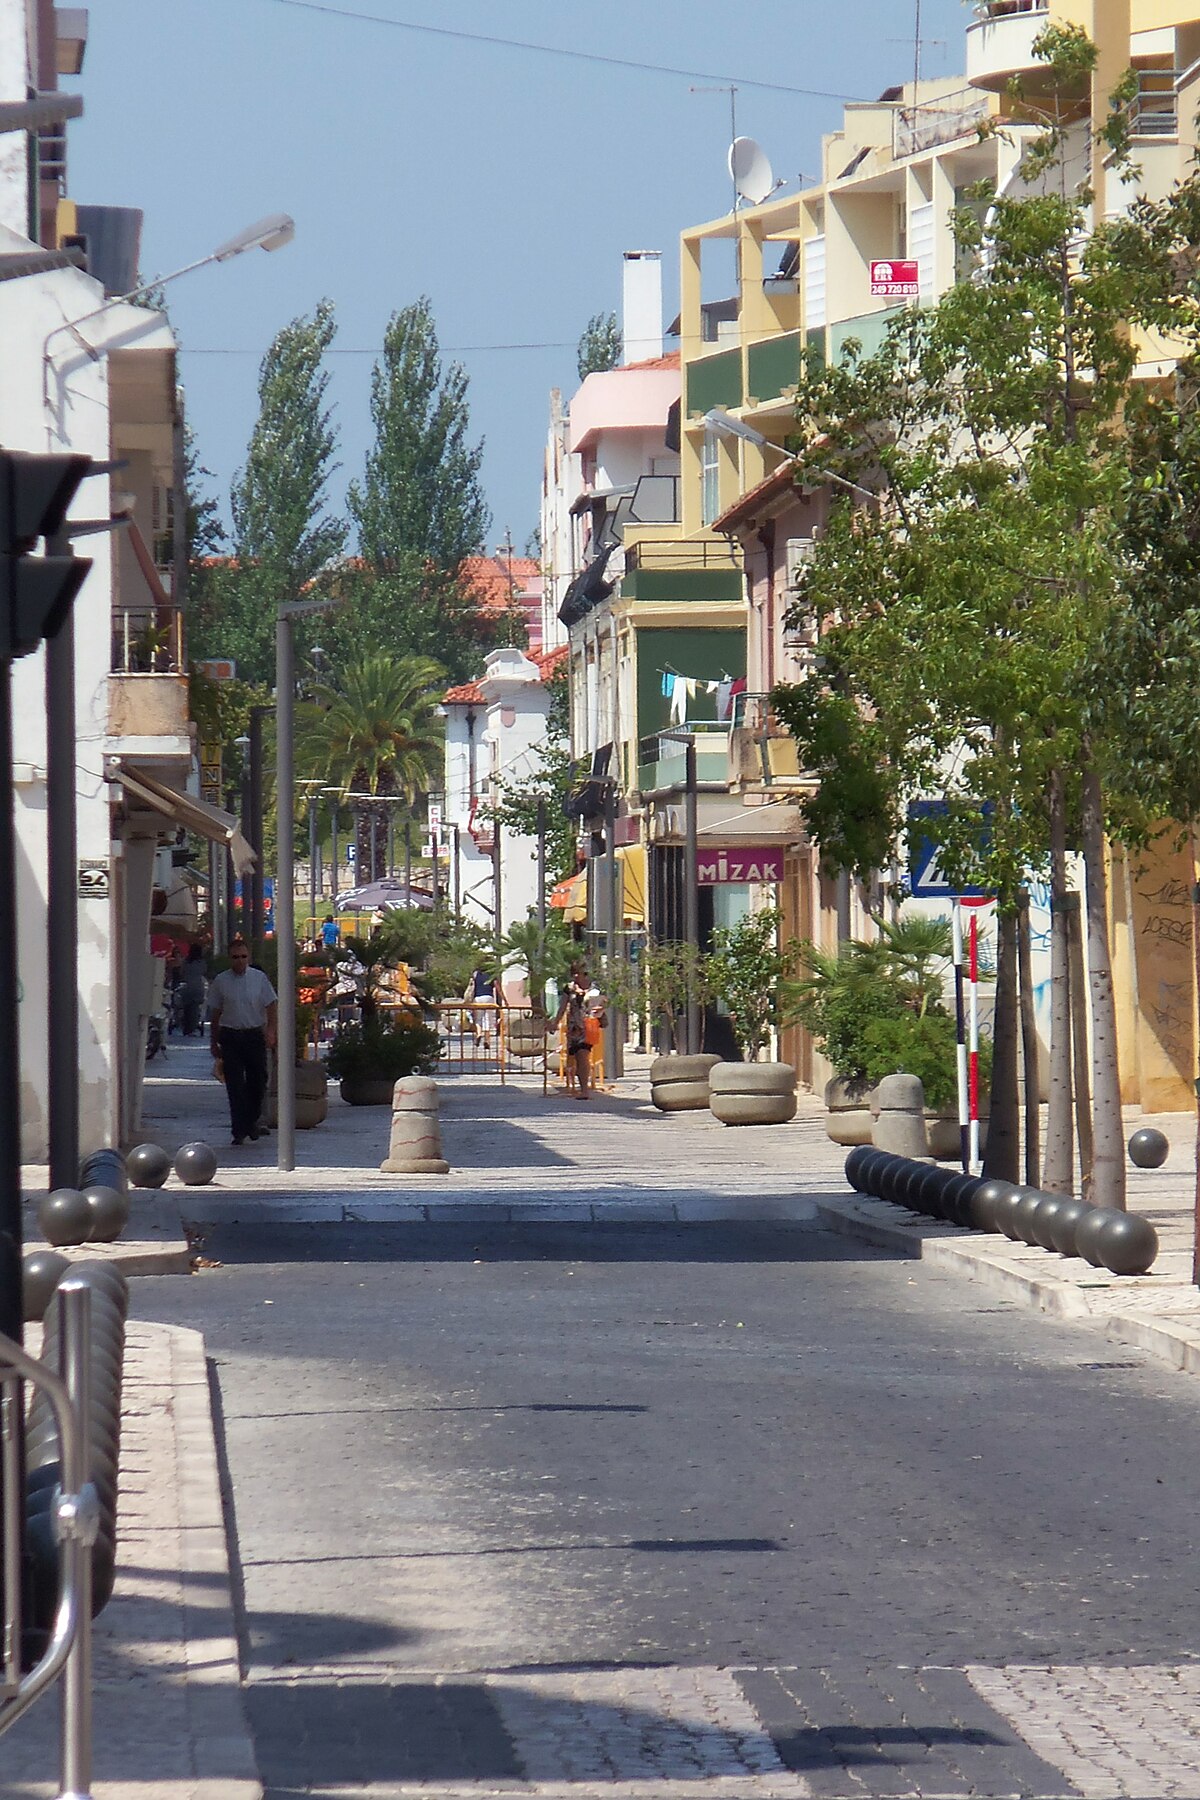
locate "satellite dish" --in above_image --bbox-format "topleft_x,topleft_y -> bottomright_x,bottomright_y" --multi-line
729,136 -> 774,207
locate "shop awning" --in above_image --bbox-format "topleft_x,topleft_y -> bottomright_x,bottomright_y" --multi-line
116,767 -> 257,877
549,869 -> 587,923
616,844 -> 646,924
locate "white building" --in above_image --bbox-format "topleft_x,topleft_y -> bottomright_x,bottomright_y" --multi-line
441,645 -> 564,985
1,1 -> 248,1157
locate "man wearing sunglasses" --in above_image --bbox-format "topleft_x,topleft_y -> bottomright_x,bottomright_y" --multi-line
207,937 -> 278,1145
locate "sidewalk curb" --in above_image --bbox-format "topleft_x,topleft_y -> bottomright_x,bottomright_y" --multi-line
814,1192 -> 1200,1376
22,1192 -> 192,1277
167,1323 -> 263,1799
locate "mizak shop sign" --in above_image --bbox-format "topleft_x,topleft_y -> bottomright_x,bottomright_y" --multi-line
696,846 -> 784,885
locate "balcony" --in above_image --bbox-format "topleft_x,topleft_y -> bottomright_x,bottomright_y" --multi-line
966,1 -> 1049,92
730,694 -> 812,790
894,87 -> 992,159
108,607 -> 189,746
637,723 -> 731,796
622,537 -> 743,604
827,307 -> 904,365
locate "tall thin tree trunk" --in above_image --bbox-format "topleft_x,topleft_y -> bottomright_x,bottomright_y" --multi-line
1043,767 -> 1075,1194
1017,889 -> 1041,1187
1080,758 -> 1125,1211
983,907 -> 1020,1184
1065,894 -> 1094,1192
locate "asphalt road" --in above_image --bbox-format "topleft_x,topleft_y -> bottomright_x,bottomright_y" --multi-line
133,1221 -> 1200,1797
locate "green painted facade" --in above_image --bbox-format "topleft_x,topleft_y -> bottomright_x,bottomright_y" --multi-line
685,348 -> 743,417
621,568 -> 743,603
635,625 -> 746,744
746,332 -> 801,404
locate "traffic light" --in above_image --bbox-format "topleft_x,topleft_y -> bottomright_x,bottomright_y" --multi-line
0,449 -> 93,662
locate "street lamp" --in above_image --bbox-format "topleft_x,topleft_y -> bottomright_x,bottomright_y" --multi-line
275,595 -> 341,1173
701,408 -> 880,503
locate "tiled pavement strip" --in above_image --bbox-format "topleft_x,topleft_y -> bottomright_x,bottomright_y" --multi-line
13,1050 -> 1200,1795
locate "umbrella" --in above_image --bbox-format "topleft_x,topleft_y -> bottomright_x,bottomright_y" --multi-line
336,879 -> 433,914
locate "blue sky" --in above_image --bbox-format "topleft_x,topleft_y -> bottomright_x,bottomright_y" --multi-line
70,0 -> 972,554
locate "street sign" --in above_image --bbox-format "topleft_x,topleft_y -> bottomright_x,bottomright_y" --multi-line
907,801 -> 991,899
200,740 -> 222,806
427,803 -> 443,832
77,858 -> 110,899
697,846 -> 784,885
870,259 -> 919,299
197,658 -> 236,681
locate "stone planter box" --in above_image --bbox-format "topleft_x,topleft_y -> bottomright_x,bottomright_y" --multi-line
267,1061 -> 329,1129
926,1112 -> 989,1161
649,1053 -> 720,1112
507,1017 -> 552,1059
338,1076 -> 397,1107
823,1075 -> 872,1147
709,1061 -> 797,1126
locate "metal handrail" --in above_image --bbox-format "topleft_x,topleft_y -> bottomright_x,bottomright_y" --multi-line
0,1282 -> 98,1799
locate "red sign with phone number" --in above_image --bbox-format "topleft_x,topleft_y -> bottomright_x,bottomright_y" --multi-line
870,259 -> 919,299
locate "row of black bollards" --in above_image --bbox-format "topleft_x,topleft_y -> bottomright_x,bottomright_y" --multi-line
22,1259 -> 128,1652
844,1146 -> 1159,1277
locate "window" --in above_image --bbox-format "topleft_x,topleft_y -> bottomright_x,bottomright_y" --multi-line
702,429 -> 721,526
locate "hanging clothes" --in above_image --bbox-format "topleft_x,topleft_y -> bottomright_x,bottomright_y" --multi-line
669,674 -> 688,725
716,676 -> 734,722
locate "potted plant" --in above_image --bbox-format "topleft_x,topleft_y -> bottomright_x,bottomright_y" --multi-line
641,940 -> 720,1111
325,1014 -> 443,1106
792,916 -> 990,1155
705,908 -> 799,1125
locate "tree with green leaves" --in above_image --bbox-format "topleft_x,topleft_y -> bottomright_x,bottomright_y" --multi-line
576,311 -> 621,380
340,298 -> 490,681
492,668 -> 576,882
194,301 -> 346,683
773,22 -> 1200,1209
297,653 -> 444,881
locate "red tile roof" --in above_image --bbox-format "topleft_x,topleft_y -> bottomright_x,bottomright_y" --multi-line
618,352 -> 680,372
534,644 -> 568,678
443,680 -> 485,705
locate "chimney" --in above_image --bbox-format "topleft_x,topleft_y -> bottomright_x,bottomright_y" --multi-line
622,251 -> 662,365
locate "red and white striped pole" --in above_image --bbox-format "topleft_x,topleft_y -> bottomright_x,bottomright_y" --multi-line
952,900 -> 969,1173
968,909 -> 981,1173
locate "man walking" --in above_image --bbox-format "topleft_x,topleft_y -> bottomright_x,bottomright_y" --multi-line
208,938 -> 278,1145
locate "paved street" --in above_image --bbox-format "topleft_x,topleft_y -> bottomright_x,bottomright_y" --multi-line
135,1208 -> 1200,1799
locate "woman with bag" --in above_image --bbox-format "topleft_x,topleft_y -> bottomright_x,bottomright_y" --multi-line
554,963 -> 605,1099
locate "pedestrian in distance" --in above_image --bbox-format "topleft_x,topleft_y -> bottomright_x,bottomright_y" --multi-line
554,962 -> 605,1099
179,942 -> 208,1037
207,937 -> 278,1145
464,965 -> 499,1051
321,914 -> 341,950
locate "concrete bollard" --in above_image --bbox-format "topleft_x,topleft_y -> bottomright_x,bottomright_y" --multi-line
379,1076 -> 450,1175
871,1072 -> 930,1160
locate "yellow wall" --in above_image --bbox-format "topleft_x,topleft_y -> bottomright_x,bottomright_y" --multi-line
1111,837 -> 1196,1111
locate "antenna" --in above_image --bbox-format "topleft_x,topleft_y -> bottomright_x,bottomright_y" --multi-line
729,137 -> 775,207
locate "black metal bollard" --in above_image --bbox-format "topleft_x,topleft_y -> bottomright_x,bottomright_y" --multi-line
24,1260 -> 127,1647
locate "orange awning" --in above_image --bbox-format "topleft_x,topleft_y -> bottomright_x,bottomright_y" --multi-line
549,870 -> 587,923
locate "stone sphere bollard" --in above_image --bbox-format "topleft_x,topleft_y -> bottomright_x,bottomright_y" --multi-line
871,1073 -> 930,1161
1128,1127 -> 1169,1170
380,1077 -> 450,1175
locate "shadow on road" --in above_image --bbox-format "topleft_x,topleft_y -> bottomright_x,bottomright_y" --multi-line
190,1220 -> 885,1268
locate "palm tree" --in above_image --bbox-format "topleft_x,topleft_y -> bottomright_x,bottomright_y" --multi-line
298,653 -> 445,882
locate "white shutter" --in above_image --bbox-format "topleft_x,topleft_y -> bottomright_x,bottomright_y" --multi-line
909,202 -> 936,303
783,537 -> 818,647
804,234 -> 826,331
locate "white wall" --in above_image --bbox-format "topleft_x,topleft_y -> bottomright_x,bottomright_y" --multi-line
442,701 -> 494,933
479,649 -> 551,948
0,0 -> 30,235
0,236 -> 117,1157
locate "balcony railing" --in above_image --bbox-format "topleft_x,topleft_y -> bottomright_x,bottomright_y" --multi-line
894,88 -> 992,159
624,539 -> 741,573
637,723 -> 730,795
730,694 -> 811,788
112,606 -> 185,675
971,1 -> 1046,16
1130,69 -> 1179,138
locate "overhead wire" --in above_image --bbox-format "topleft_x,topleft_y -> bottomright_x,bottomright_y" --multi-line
259,0 -> 865,103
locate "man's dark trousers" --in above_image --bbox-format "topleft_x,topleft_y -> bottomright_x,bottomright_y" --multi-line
219,1026 -> 269,1139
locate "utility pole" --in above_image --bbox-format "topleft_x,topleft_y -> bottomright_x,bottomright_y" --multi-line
684,738 -> 700,1055
248,705 -> 266,956
45,527 -> 79,1189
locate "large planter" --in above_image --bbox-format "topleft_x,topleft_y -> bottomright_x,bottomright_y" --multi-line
507,1016 -> 552,1059
338,1075 -> 397,1107
709,1060 -> 797,1127
823,1075 -> 873,1147
927,1111 -> 989,1161
649,1053 -> 721,1113
267,1061 -> 329,1129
